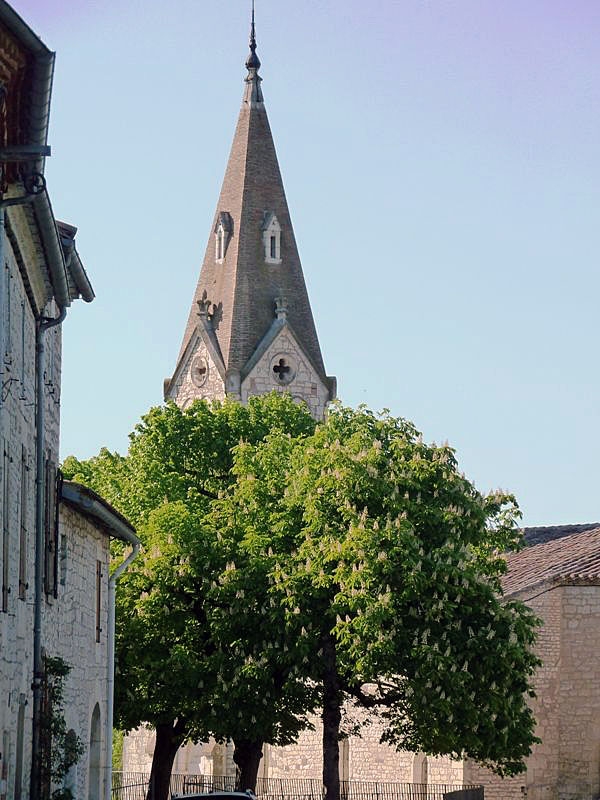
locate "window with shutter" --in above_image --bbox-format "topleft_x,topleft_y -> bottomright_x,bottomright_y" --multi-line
18,445 -> 28,600
95,561 -> 102,643
2,440 -> 10,612
43,458 -> 60,598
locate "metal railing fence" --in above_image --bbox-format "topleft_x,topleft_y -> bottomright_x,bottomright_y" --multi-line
111,773 -> 482,800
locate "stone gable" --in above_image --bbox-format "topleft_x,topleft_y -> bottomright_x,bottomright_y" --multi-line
167,333 -> 226,407
241,326 -> 329,420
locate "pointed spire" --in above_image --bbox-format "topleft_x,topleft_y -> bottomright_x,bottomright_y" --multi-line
246,0 -> 261,71
170,3 -> 332,401
244,0 -> 263,105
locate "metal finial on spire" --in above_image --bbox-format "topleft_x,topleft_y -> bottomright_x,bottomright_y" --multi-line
246,0 -> 261,71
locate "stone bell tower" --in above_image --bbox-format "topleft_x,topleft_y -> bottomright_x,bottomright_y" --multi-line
164,10 -> 335,419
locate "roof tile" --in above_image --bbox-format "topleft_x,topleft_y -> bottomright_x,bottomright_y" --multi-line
504,526 -> 600,596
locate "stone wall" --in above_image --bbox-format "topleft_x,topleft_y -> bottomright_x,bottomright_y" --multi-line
0,224 -> 115,800
463,583 -> 562,800
0,497 -> 113,800
556,584 -> 600,799
465,581 -> 600,800
267,709 -> 462,784
123,707 -> 464,787
267,723 -> 322,780
462,761 -> 525,800
44,505 -> 113,800
122,729 -> 236,777
0,230 -> 64,800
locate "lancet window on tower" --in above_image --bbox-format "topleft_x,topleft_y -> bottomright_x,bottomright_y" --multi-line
262,212 -> 281,264
214,212 -> 233,263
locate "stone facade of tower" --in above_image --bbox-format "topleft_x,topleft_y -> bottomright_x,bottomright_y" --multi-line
164,21 -> 335,419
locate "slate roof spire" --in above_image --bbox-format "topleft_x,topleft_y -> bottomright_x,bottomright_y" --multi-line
169,9 -> 332,401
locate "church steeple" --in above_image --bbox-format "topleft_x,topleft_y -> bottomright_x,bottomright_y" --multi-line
165,11 -> 336,418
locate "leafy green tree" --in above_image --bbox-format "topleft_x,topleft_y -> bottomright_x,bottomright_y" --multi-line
212,405 -> 540,800
65,398 -> 539,800
63,394 -> 318,800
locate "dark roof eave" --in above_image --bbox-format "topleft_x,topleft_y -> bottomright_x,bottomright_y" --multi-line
0,0 -> 55,166
33,189 -> 70,307
522,522 -> 600,547
69,246 -> 94,303
0,1 -> 52,55
57,220 -> 95,303
61,480 -> 139,546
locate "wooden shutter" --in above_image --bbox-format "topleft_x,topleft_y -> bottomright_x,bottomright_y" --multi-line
95,560 -> 103,642
43,458 -> 60,597
2,440 -> 9,612
18,445 -> 28,600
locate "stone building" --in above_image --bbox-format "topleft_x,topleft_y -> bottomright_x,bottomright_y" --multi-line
464,523 -> 600,800
0,3 -> 139,800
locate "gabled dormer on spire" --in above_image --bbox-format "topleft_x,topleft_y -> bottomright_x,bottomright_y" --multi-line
165,9 -> 336,419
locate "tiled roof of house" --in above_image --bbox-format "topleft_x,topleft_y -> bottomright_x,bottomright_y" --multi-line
504,525 -> 600,596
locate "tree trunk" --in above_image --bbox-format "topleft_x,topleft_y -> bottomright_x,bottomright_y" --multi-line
146,720 -> 186,800
233,738 -> 263,792
321,631 -> 342,800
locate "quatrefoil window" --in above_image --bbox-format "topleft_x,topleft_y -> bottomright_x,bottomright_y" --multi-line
273,358 -> 290,381
190,356 -> 209,388
270,353 -> 296,385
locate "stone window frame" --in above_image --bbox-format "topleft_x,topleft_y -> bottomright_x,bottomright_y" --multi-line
214,212 -> 233,263
215,224 -> 225,262
190,354 -> 209,388
262,212 -> 282,264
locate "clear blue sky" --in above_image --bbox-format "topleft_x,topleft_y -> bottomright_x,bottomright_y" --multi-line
15,0 -> 600,527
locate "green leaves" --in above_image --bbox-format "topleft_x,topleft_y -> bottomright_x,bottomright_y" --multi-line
64,396 -> 539,777
215,403 -> 539,776
64,393 -> 319,747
